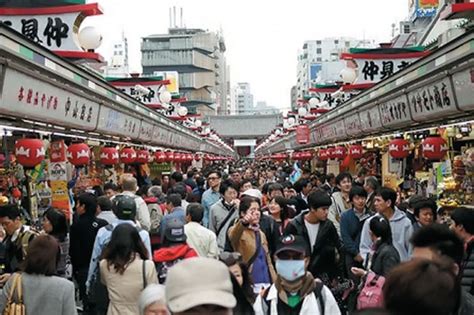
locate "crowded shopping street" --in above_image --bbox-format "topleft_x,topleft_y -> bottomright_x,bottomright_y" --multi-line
0,0 -> 473,314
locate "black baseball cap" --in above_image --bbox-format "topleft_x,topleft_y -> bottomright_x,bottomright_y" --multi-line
164,218 -> 187,243
275,234 -> 309,257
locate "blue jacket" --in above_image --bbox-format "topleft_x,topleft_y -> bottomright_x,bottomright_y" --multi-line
340,208 -> 372,256
201,188 -> 221,228
359,209 -> 413,264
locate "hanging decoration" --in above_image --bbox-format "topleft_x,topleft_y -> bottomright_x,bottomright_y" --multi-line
318,149 -> 329,161
67,143 -> 90,166
120,147 -> 137,164
165,151 -> 175,163
389,138 -> 410,159
136,150 -> 150,164
349,144 -> 364,159
14,139 -> 45,168
333,146 -> 347,160
154,151 -> 167,163
422,136 -> 448,160
100,147 -> 119,166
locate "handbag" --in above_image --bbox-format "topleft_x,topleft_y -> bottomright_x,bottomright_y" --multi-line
4,274 -> 26,315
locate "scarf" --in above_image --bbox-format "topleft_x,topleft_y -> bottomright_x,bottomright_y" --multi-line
274,272 -> 315,308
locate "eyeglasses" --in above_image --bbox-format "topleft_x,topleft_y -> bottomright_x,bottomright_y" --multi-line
207,176 -> 220,181
219,252 -> 242,266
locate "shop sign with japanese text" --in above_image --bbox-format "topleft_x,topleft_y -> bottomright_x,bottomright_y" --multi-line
138,120 -> 154,142
407,76 -> 461,122
359,105 -> 382,132
0,4 -> 102,52
344,114 -> 362,136
378,94 -> 412,128
349,58 -> 417,85
96,106 -> 141,139
1,68 -> 99,130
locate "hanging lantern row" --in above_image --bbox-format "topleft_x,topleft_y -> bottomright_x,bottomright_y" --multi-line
292,151 -> 313,160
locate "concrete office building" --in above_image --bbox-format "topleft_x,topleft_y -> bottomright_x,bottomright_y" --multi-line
141,27 -> 228,115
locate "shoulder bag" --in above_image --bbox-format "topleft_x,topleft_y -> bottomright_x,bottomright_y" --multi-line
4,273 -> 25,315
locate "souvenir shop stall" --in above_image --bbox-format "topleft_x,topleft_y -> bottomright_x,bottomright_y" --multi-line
256,30 -> 474,208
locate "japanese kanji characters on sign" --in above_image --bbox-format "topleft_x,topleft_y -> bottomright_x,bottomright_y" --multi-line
0,3 -> 102,52
1,68 -> 99,130
340,50 -> 430,85
344,58 -> 417,84
407,76 -> 461,122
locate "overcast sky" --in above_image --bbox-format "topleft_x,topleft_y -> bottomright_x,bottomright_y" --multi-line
85,0 -> 408,110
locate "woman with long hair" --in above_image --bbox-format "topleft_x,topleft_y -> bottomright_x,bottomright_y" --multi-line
100,224 -> 158,315
42,208 -> 70,278
352,215 -> 401,277
0,235 -> 77,314
267,196 -> 290,235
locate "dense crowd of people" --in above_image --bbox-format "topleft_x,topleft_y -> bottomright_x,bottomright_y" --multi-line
0,160 -> 472,315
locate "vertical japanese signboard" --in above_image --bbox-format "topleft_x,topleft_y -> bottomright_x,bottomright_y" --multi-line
49,140 -> 72,221
296,125 -> 310,144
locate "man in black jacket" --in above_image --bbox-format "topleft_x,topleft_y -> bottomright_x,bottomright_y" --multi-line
284,190 -> 341,278
70,192 -> 107,311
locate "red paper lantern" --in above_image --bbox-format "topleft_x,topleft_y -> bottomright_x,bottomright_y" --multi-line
165,151 -> 175,162
136,150 -> 150,164
186,154 -> 193,162
154,151 -> 167,163
389,138 -> 410,159
120,148 -> 137,164
174,153 -> 182,163
100,147 -> 119,166
303,151 -> 313,160
292,152 -> 301,160
15,139 -> 45,168
349,145 -> 364,160
67,143 -> 90,166
194,154 -> 201,161
327,147 -> 336,159
422,136 -> 448,160
319,149 -> 329,161
333,146 -> 346,160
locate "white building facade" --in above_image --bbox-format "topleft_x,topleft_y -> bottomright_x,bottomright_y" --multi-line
295,37 -> 375,101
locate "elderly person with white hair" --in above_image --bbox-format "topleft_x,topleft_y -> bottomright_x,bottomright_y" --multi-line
139,284 -> 168,315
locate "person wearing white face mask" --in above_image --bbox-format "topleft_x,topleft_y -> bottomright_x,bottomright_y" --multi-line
254,234 -> 341,315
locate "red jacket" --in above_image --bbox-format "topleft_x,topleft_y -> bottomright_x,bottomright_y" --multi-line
153,244 -> 197,262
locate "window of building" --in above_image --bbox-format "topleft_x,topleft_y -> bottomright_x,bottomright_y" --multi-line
316,48 -> 322,54
345,41 -> 350,47
316,40 -> 321,45
317,57 -> 322,62
403,24 -> 411,34
334,40 -> 339,45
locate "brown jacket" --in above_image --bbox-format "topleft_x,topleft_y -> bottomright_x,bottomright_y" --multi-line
228,220 -> 277,282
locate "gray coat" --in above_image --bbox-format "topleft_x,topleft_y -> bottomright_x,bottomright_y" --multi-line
209,199 -> 238,251
0,273 -> 77,315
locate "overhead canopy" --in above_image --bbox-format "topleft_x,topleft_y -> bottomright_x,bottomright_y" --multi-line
258,30 -> 474,154
0,25 -> 233,156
